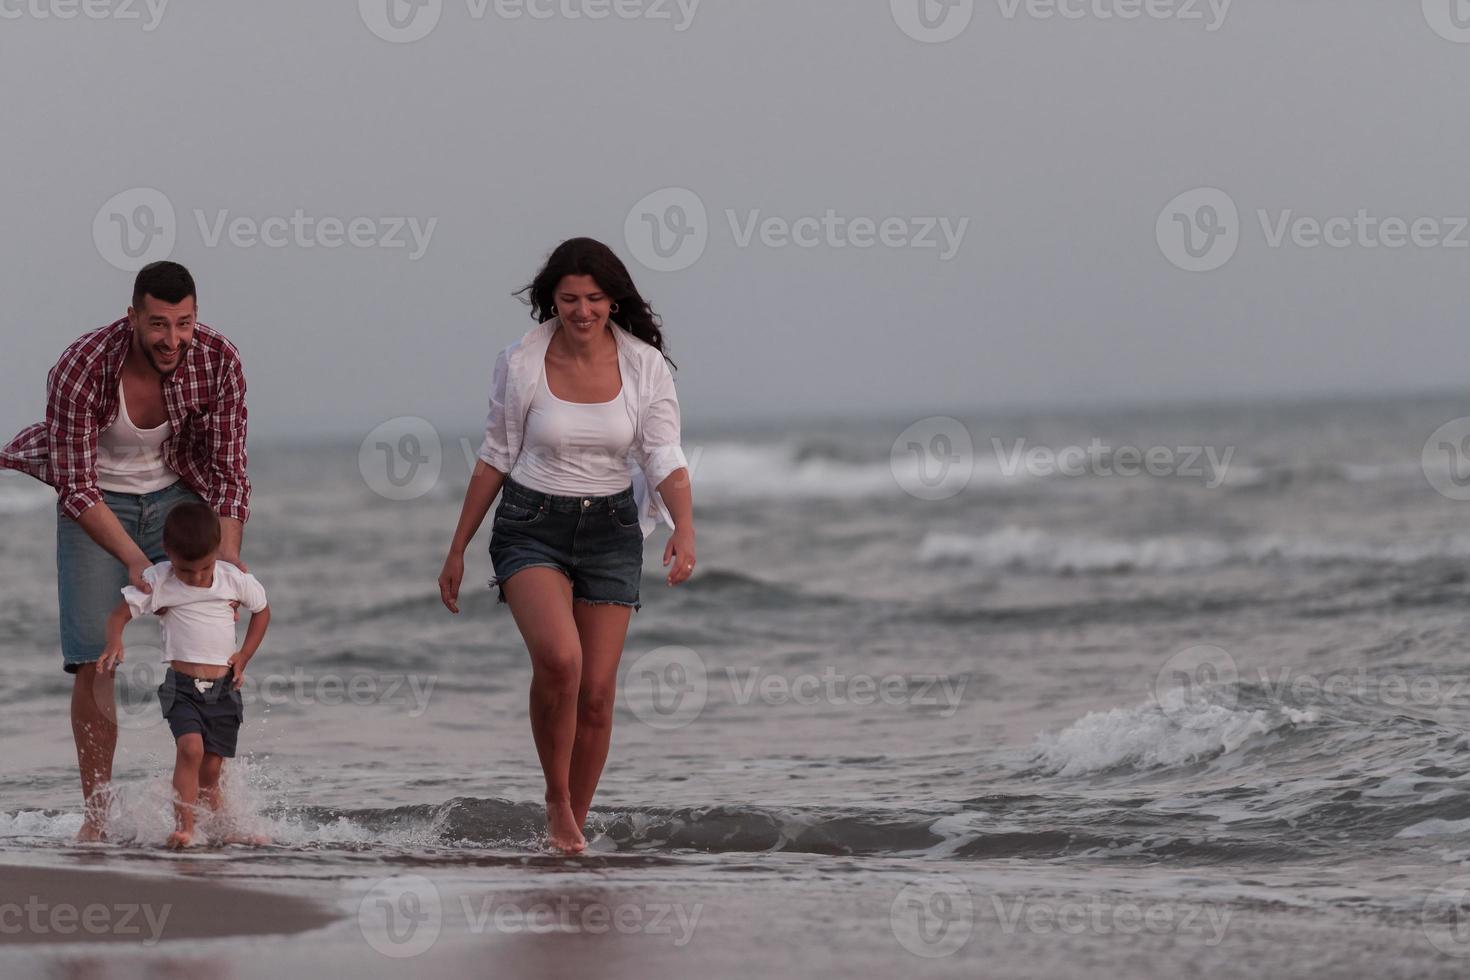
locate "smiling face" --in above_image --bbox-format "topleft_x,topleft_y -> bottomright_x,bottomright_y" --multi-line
128,294 -> 197,377
167,549 -> 217,588
553,275 -> 616,337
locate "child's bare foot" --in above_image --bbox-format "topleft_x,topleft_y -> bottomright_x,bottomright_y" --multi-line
166,830 -> 194,850
544,800 -> 586,854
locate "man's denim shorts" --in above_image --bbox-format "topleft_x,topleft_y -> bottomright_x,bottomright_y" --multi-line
488,476 -> 644,611
56,481 -> 204,673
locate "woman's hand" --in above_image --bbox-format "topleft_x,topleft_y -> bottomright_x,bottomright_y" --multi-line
439,551 -> 465,613
663,528 -> 696,586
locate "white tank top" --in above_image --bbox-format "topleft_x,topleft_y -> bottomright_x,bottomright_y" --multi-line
507,366 -> 636,496
96,376 -> 181,494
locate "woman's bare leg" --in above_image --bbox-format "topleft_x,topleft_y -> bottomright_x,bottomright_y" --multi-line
569,601 -> 634,830
502,567 -> 586,853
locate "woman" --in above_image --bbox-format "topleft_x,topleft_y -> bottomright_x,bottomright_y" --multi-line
438,238 -> 696,854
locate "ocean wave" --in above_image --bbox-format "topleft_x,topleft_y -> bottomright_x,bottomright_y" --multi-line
918,527 -> 1470,575
1028,689 -> 1317,778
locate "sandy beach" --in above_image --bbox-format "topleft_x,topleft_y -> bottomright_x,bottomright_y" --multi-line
2,855 -> 1467,979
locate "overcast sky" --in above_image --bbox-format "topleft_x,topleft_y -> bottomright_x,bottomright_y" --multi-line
0,0 -> 1466,441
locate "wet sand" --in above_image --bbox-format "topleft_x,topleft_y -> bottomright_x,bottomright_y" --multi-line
0,863 -> 337,945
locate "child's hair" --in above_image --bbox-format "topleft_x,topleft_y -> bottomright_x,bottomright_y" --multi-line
163,503 -> 221,561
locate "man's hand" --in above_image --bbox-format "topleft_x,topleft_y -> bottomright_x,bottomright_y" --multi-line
219,551 -> 248,572
439,551 -> 464,614
127,562 -> 152,594
226,650 -> 250,690
98,641 -> 125,673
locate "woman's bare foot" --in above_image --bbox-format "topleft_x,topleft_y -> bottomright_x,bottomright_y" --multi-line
165,830 -> 194,850
76,819 -> 106,843
545,799 -> 586,854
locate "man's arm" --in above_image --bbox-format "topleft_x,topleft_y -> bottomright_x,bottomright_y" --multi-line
204,350 -> 251,568
48,353 -> 153,591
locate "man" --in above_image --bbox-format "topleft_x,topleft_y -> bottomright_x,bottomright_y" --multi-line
0,261 -> 251,841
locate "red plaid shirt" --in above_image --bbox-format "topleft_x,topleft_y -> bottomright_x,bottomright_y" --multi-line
0,318 -> 251,522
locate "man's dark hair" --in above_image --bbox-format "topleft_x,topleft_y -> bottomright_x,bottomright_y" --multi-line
132,261 -> 197,311
163,503 -> 221,561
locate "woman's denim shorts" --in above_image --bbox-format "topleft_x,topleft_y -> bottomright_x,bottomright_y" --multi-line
488,476 -> 644,611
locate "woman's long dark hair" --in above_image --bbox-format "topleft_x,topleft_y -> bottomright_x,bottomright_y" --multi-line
517,237 -> 676,370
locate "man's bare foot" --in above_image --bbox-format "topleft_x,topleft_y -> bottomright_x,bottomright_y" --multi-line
545,800 -> 586,854
76,819 -> 106,843
165,830 -> 193,850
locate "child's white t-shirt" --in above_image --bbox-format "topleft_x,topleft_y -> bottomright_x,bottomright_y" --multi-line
121,561 -> 268,666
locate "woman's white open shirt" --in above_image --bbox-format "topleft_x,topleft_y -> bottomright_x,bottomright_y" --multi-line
476,317 -> 689,539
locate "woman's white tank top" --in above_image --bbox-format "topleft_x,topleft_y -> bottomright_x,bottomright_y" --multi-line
507,366 -> 637,496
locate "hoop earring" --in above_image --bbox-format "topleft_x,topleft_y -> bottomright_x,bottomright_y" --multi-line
610,303 -> 620,314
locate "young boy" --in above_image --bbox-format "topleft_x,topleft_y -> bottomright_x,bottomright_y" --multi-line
99,502 -> 271,849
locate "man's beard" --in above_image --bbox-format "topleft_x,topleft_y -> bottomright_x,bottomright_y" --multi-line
142,342 -> 187,377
